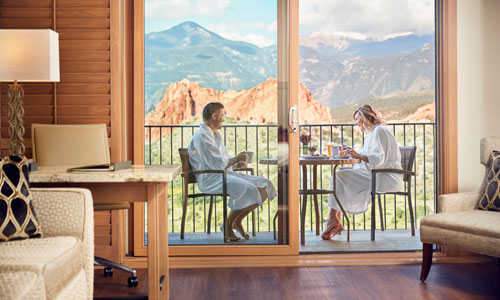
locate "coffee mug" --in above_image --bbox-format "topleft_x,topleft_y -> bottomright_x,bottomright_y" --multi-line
246,151 -> 254,164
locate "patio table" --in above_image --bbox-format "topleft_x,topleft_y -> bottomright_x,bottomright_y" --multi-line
259,156 -> 360,245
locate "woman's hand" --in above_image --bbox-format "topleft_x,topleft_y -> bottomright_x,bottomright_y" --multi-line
344,146 -> 368,162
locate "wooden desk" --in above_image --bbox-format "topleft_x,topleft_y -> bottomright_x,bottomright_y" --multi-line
31,165 -> 181,300
260,157 -> 360,245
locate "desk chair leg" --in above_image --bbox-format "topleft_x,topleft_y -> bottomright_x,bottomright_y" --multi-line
408,182 -> 415,236
207,196 -> 214,234
377,194 -> 384,231
95,256 -> 138,287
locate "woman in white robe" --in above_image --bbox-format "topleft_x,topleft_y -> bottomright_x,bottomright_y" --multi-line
321,105 -> 403,240
188,103 -> 276,241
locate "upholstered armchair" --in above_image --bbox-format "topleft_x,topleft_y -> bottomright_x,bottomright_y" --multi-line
420,136 -> 500,281
0,188 -> 94,300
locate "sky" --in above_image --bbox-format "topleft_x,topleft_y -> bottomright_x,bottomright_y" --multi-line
145,0 -> 435,47
145,0 -> 277,47
300,0 -> 435,39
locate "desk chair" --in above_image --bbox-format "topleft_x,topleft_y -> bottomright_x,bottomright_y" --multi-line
31,123 -> 138,287
179,148 -> 256,241
371,146 -> 417,241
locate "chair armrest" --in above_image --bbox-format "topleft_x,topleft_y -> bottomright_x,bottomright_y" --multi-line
185,169 -> 226,176
30,188 -> 94,298
438,191 -> 481,213
234,167 -> 254,175
372,168 -> 415,176
185,169 -> 228,194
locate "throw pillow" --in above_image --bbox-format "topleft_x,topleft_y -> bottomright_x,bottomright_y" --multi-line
478,150 -> 500,211
0,155 -> 42,242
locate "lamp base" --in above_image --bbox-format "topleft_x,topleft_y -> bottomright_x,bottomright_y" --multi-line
8,81 -> 26,156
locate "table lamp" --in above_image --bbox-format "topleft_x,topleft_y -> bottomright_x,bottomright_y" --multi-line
0,29 -> 60,156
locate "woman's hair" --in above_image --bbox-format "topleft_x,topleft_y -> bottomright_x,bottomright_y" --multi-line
203,102 -> 224,122
353,104 -> 387,127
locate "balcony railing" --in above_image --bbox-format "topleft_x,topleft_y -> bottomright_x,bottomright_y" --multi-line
145,122 -> 436,236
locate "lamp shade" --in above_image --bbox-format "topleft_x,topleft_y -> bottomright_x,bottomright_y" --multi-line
0,29 -> 60,82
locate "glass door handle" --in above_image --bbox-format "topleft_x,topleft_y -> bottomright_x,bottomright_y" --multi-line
289,105 -> 297,133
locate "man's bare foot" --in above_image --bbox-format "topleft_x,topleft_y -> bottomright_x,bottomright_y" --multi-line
228,234 -> 241,241
221,224 -> 241,241
321,224 -> 344,240
232,221 -> 250,239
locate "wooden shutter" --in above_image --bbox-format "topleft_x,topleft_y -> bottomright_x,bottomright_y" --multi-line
0,0 -> 122,161
1,0 -> 124,261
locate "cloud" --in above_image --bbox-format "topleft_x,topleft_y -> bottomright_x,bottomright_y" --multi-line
267,21 -> 277,33
300,0 -> 435,38
146,0 -> 231,20
206,21 -> 275,47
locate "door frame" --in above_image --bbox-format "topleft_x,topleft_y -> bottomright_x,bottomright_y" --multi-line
128,0 -> 457,257
131,0 -> 300,256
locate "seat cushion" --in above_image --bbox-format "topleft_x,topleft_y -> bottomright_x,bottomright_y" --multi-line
0,236 -> 83,299
0,155 -> 42,242
54,269 -> 87,300
0,271 -> 45,300
421,210 -> 500,239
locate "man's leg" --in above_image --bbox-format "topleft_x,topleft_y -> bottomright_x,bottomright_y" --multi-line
232,187 -> 269,239
226,209 -> 242,241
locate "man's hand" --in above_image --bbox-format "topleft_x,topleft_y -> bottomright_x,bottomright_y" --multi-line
235,151 -> 249,162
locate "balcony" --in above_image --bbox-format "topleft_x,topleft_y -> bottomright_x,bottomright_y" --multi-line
144,122 -> 436,251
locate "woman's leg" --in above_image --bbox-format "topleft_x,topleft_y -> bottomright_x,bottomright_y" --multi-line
321,208 -> 344,240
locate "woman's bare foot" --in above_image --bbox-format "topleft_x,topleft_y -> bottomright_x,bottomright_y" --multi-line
321,215 -> 339,237
321,224 -> 344,240
232,221 -> 250,239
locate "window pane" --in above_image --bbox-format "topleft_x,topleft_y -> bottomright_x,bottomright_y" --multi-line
144,0 -> 289,246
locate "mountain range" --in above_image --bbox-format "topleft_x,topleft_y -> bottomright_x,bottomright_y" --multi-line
145,21 -> 435,112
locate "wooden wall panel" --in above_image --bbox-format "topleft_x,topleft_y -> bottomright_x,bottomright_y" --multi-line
1,0 -> 123,260
0,0 -> 118,158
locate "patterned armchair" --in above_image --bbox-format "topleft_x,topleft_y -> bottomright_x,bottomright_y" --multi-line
0,188 -> 94,300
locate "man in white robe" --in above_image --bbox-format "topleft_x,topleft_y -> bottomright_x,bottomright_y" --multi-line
188,102 -> 276,241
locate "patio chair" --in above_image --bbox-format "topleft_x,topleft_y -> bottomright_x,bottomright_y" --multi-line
31,123 -> 138,287
179,148 -> 256,241
371,146 -> 417,241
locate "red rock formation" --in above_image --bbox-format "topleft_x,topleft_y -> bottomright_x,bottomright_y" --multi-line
145,78 -> 333,141
400,103 -> 435,122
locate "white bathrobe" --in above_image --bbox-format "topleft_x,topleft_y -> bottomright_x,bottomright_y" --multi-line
328,126 -> 403,215
188,124 -> 276,210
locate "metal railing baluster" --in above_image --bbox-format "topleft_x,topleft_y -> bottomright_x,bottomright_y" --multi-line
144,122 -> 436,236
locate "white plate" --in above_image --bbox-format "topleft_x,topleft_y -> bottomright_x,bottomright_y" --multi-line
300,155 -> 329,159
